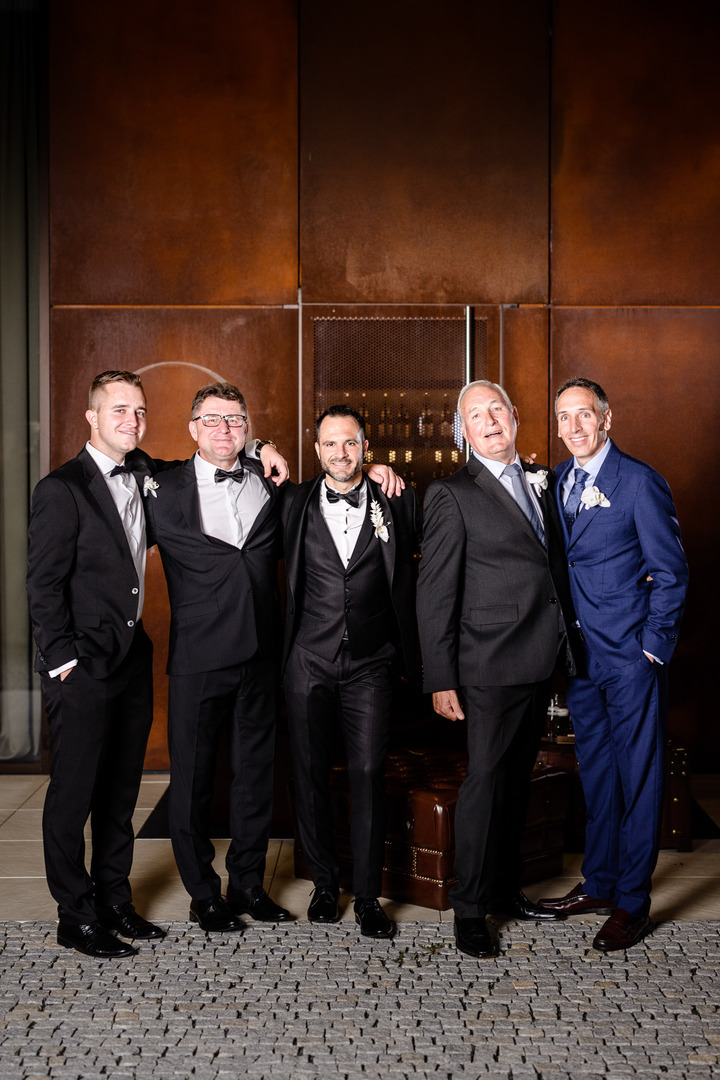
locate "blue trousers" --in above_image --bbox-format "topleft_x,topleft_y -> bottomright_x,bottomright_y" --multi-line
567,653 -> 668,917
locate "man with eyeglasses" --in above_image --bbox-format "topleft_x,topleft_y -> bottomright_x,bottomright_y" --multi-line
147,381 -> 401,933
144,381 -> 291,932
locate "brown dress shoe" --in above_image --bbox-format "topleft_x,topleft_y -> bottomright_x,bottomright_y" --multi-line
593,908 -> 651,952
537,882 -> 613,916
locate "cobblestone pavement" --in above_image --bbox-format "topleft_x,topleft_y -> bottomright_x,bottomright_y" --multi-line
1,920 -> 719,1079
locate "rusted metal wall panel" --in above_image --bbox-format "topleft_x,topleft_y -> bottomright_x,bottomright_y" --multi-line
552,0 -> 720,306
50,0 -> 298,305
301,0 -> 551,305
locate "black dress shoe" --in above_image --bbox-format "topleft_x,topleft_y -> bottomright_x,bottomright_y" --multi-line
354,897 -> 395,939
98,902 -> 166,940
593,908 -> 651,952
453,917 -> 499,958
226,886 -> 293,922
57,920 -> 138,958
189,896 -> 244,933
537,881 -> 614,917
500,890 -> 566,922
307,885 -> 340,924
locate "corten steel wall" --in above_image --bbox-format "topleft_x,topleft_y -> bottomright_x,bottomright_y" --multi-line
49,0 -> 299,767
47,0 -> 720,764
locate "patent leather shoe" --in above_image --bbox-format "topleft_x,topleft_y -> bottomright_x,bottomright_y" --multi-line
593,908 -> 651,952
354,897 -> 395,939
98,902 -> 166,939
226,886 -> 293,922
537,882 -> 614,917
189,896 -> 244,933
57,920 -> 137,958
453,917 -> 499,958
500,890 -> 566,921
307,885 -> 340,924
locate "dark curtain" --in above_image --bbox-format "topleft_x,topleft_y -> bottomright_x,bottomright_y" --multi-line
0,0 -> 44,761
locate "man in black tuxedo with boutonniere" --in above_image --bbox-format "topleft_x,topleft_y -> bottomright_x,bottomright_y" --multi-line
281,404 -> 421,939
26,370 -> 165,958
416,380 -> 580,959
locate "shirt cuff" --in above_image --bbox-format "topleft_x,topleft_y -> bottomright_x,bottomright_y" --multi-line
48,659 -> 77,679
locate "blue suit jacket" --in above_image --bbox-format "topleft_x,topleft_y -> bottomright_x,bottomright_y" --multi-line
556,441 -> 688,668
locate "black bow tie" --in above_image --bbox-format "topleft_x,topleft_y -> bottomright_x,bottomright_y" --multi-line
109,464 -> 130,477
325,485 -> 361,508
214,467 -> 244,484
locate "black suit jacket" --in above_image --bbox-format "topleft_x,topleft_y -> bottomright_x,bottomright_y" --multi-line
26,446 -> 159,679
417,456 -> 577,691
280,475 -> 421,678
145,452 -> 282,676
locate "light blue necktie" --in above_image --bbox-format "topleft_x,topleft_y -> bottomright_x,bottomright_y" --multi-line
502,463 -> 545,546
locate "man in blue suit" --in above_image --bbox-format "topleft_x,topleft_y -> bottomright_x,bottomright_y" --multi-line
538,378 -> 688,951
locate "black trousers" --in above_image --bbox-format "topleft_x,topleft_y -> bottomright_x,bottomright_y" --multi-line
41,625 -> 154,924
167,656 -> 277,901
284,641 -> 394,898
450,679 -> 551,919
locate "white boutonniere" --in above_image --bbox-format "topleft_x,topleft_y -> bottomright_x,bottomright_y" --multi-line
143,476 -> 159,498
580,485 -> 611,510
526,469 -> 548,493
370,500 -> 390,543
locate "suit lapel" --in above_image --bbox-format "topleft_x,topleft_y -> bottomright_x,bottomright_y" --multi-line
175,457 -> 207,537
359,478 -> 396,585
469,455 -> 542,546
241,454 -> 277,547
79,448 -> 135,562
286,475 -> 325,588
566,443 -> 622,548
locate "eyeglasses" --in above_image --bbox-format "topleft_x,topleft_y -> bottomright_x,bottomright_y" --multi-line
192,413 -> 248,428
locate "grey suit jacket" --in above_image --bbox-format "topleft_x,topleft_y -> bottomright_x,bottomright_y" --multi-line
416,454 -> 577,691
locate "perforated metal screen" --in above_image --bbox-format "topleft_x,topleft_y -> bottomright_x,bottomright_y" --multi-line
313,315 -> 487,492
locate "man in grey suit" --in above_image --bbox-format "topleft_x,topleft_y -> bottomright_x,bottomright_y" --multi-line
416,380 -> 578,958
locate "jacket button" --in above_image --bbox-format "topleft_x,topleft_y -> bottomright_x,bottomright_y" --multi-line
569,561 -> 576,568
549,597 -> 557,604
132,587 -> 139,595
127,620 -> 135,628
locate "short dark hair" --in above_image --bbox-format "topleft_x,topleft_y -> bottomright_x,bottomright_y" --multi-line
191,381 -> 246,418
88,370 -> 144,410
554,378 -> 610,416
315,404 -> 365,442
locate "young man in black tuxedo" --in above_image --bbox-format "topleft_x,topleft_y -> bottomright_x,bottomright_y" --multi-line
281,405 -> 421,939
26,370 -> 165,957
416,380 -> 579,959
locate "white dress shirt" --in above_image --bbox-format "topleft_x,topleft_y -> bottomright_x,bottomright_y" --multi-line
560,437 -> 612,504
193,452 -> 269,549
319,478 -> 366,567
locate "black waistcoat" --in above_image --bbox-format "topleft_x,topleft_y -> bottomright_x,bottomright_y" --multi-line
294,492 -> 396,662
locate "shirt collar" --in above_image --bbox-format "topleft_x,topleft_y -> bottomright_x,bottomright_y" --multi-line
573,437 -> 612,483
322,476 -> 365,501
85,441 -> 126,477
470,447 -> 522,481
194,450 -> 241,481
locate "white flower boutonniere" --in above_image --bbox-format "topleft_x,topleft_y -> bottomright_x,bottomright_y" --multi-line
143,476 -> 159,498
526,469 -> 548,494
580,485 -> 611,510
370,500 -> 390,543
